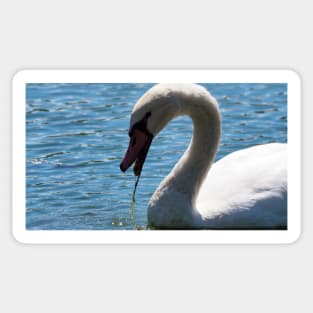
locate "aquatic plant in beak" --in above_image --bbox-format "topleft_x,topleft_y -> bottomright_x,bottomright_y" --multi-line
120,112 -> 153,229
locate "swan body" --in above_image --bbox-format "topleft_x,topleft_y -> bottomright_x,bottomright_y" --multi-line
120,84 -> 287,229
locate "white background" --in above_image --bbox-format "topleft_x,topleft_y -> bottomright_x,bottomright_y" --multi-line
1,1 -> 311,312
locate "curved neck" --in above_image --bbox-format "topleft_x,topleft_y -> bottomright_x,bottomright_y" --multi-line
147,86 -> 221,227
172,99 -> 221,206
155,93 -> 221,209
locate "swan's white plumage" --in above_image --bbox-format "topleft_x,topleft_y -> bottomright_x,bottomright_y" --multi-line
125,83 -> 287,229
197,143 -> 287,228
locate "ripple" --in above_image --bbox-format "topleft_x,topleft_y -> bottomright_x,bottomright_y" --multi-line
30,158 -> 48,165
43,152 -> 66,158
27,108 -> 50,114
48,131 -> 95,138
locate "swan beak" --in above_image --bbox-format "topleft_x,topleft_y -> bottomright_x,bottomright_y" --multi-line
120,129 -> 153,176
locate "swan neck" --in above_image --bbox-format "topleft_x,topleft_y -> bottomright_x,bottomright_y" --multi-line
147,86 -> 221,227
173,96 -> 221,204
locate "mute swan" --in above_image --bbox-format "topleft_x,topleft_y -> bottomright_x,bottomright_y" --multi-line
120,84 -> 287,229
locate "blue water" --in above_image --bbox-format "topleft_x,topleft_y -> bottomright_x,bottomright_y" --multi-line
26,83 -> 287,230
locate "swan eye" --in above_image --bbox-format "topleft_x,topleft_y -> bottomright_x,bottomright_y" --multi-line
144,112 -> 151,119
128,111 -> 152,138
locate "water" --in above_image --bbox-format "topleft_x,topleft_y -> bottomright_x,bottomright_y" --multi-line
26,83 -> 287,230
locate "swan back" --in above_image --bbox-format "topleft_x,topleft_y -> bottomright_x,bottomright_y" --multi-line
197,143 -> 287,228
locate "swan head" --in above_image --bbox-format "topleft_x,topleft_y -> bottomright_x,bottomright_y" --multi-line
120,84 -> 181,176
